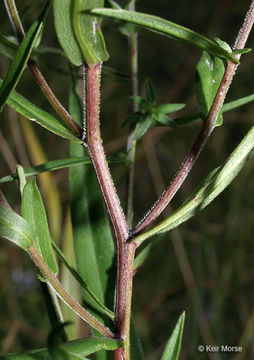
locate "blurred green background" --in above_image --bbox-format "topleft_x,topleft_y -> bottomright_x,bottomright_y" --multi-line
1,0 -> 254,359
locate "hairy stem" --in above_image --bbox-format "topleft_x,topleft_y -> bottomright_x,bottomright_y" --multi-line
114,243 -> 136,360
27,245 -> 114,338
132,0 -> 254,237
84,63 -> 136,359
126,0 -> 139,228
4,0 -> 82,137
84,63 -> 129,242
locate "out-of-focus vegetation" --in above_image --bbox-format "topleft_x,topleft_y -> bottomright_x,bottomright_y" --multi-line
1,0 -> 254,359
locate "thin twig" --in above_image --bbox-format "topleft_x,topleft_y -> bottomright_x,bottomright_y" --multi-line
27,245 -> 114,338
4,0 -> 82,137
132,0 -> 254,236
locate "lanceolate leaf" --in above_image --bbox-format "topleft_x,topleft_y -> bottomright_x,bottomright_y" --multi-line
0,79 -> 80,141
53,0 -> 109,67
72,0 -> 109,66
0,2 -> 50,112
0,337 -> 123,359
0,204 -> 34,250
196,51 -> 225,126
134,125 -> 254,246
161,312 -> 185,360
0,156 -> 125,184
21,178 -> 58,275
91,9 -> 238,63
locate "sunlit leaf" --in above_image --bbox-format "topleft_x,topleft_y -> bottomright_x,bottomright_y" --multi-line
91,9 -> 238,63
0,2 -> 49,112
0,204 -> 34,250
21,178 -> 58,275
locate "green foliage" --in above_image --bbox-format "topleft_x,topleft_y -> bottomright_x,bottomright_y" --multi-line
0,336 -> 123,359
161,312 -> 185,360
91,8 -> 239,63
195,51 -> 225,126
0,203 -> 34,250
134,125 -> 254,246
124,79 -> 184,140
53,0 -> 109,67
0,2 -> 49,112
0,155 -> 125,184
21,178 -> 58,275
0,78 -> 80,141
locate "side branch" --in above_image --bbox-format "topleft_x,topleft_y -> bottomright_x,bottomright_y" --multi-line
132,0 -> 254,237
27,245 -> 114,338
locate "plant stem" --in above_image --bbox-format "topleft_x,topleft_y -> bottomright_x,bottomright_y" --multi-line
27,245 -> 114,338
84,63 -> 129,244
114,243 -> 136,360
126,0 -> 139,228
132,0 -> 254,237
84,63 -> 136,359
4,0 -> 82,138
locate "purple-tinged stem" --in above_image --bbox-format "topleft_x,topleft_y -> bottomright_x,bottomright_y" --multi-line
84,63 -> 136,359
84,63 -> 129,243
132,0 -> 254,237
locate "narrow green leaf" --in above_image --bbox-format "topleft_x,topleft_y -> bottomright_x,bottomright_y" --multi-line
0,78 -> 80,141
21,178 -> 58,275
72,0 -> 109,66
53,0 -> 83,66
16,164 -> 26,194
154,114 -> 176,127
0,2 -> 49,112
53,0 -> 109,67
134,116 -> 153,140
0,156 -> 125,184
0,204 -> 34,250
91,9 -> 239,63
222,93 -> 254,112
195,51 -> 225,126
161,312 -> 185,360
174,92 -> 254,126
155,103 -> 185,114
145,78 -> 155,103
52,240 -> 114,320
134,125 -> 254,246
0,337 -> 123,359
